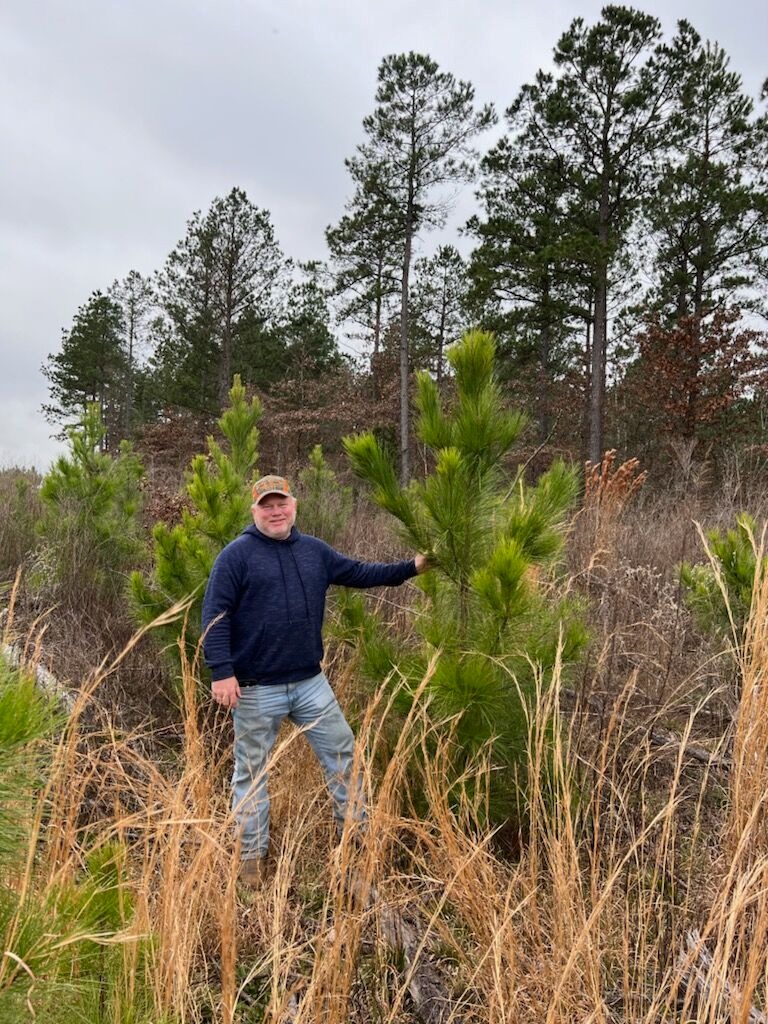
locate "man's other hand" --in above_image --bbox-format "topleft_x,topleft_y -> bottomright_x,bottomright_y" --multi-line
212,676 -> 242,709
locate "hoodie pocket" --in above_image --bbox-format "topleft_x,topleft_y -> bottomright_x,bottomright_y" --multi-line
251,617 -> 323,674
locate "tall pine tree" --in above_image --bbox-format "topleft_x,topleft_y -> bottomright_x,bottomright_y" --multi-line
155,187 -> 286,413
344,53 -> 495,483
326,185 -> 402,367
42,291 -> 128,450
467,135 -> 588,441
646,26 -> 768,323
620,27 -> 768,456
507,8 -> 684,460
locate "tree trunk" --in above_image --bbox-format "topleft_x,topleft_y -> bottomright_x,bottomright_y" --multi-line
685,265 -> 706,441
125,306 -> 135,439
589,274 -> 607,464
538,275 -> 552,441
373,254 -> 384,359
220,325 -> 233,410
98,329 -> 108,452
219,216 -> 237,409
685,120 -> 711,443
220,275 -> 235,410
589,184 -> 611,464
436,273 -> 447,388
583,293 -> 593,459
372,254 -> 384,401
400,221 -> 412,486
399,107 -> 418,488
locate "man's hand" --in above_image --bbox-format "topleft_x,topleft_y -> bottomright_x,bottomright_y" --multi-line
414,553 -> 433,574
212,675 -> 242,709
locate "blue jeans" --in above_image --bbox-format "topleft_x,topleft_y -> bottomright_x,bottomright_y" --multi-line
231,672 -> 364,860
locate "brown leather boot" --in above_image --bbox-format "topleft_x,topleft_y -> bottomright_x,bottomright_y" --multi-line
238,857 -> 268,888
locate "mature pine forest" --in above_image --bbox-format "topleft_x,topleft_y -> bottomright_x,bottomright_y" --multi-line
2,6 -> 768,1024
41,9 -> 768,482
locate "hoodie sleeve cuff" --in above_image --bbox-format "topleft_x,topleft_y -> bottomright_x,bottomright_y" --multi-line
211,664 -> 235,682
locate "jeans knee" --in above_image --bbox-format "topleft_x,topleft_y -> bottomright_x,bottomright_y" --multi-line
317,704 -> 355,753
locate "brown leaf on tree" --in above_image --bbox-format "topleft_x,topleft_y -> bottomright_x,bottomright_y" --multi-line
631,308 -> 768,448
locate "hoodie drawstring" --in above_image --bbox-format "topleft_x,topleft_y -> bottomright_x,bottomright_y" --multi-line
275,547 -> 291,620
288,545 -> 312,620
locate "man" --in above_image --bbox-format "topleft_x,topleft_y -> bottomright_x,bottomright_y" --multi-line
202,474 -> 428,886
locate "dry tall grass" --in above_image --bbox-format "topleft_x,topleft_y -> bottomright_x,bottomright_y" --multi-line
2,580 -> 767,1023
3,484 -> 768,1021
726,523 -> 768,872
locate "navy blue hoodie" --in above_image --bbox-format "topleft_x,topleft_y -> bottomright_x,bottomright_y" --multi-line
201,525 -> 417,685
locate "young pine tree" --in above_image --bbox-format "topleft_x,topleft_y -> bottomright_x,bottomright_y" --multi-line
296,445 -> 352,546
346,52 -> 495,483
343,329 -> 586,825
35,405 -> 144,615
681,513 -> 766,653
130,376 -> 261,677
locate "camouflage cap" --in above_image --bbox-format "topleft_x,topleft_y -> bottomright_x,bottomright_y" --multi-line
252,474 -> 293,504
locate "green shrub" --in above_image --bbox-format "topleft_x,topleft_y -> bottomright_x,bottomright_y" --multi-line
0,654 -> 61,868
3,842 -> 157,1023
0,654 -> 163,1024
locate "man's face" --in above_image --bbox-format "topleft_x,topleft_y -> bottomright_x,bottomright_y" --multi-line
252,494 -> 297,540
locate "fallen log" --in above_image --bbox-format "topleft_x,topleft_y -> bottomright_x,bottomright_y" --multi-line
2,642 -> 75,710
377,898 -> 461,1024
562,686 -> 731,769
648,724 -> 729,769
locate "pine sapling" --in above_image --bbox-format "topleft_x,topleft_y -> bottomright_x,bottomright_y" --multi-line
130,376 -> 262,680
681,513 -> 766,655
343,330 -> 586,828
34,404 -> 144,614
296,444 -> 352,545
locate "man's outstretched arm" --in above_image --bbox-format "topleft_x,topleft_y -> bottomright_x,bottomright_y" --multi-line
327,547 -> 431,588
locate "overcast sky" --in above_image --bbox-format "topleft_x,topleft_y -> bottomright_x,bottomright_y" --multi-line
1,0 -> 765,470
